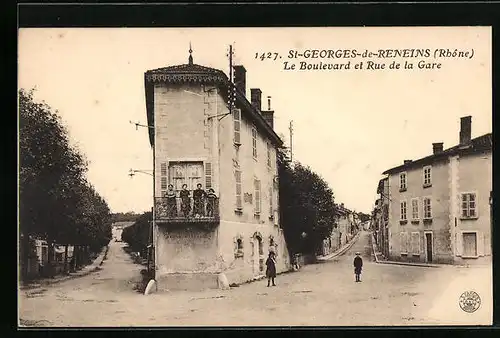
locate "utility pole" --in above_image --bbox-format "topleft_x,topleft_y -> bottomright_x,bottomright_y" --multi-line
289,120 -> 294,162
227,44 -> 235,112
129,120 -> 156,279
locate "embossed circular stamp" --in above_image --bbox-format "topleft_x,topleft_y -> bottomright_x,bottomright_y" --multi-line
459,291 -> 481,313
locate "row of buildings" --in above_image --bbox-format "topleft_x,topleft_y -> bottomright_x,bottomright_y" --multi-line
145,50 -> 291,290
372,116 -> 492,265
319,203 -> 361,257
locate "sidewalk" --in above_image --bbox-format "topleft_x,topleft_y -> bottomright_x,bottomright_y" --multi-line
20,245 -> 109,290
317,231 -> 361,262
369,234 -> 484,269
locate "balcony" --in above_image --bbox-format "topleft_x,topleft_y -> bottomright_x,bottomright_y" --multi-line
154,196 -> 220,227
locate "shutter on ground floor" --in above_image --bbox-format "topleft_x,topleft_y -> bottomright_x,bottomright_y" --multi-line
456,232 -> 462,256
477,231 -> 485,256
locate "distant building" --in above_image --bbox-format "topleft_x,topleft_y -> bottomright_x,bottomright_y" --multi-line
144,50 -> 290,290
320,203 -> 355,256
382,116 -> 492,265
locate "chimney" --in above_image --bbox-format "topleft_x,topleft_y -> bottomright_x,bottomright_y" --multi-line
459,116 -> 472,146
250,88 -> 262,112
404,160 -> 412,165
262,96 -> 274,128
233,65 -> 246,97
262,111 -> 274,129
432,142 -> 444,154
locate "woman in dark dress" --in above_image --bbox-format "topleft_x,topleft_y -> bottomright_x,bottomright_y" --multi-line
266,251 -> 277,287
165,184 -> 177,217
180,184 -> 191,217
205,188 -> 217,217
192,183 -> 206,217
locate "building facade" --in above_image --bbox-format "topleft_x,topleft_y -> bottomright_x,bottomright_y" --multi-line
373,177 -> 390,258
144,53 -> 290,290
383,116 -> 492,265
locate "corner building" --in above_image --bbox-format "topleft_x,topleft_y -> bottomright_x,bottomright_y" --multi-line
144,53 -> 290,290
383,116 -> 492,265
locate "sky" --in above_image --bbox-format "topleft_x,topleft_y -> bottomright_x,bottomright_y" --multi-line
18,27 -> 492,214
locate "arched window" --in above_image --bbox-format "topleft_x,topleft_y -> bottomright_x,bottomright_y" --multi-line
234,235 -> 244,258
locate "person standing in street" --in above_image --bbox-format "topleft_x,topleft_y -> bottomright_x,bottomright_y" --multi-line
353,252 -> 363,282
266,251 -> 277,287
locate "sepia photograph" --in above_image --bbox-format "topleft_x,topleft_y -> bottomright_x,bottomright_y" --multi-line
18,26 -> 492,327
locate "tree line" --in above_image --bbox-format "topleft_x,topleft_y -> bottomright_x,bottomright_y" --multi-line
277,149 -> 339,257
19,88 -> 112,280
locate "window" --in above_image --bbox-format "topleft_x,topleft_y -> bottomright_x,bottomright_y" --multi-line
400,232 -> 409,254
400,200 -> 407,221
400,172 -> 407,191
411,198 -> 419,221
235,237 -> 244,258
205,162 -> 212,189
423,166 -> 432,187
235,170 -> 242,210
461,193 -> 477,219
252,127 -> 258,159
411,232 -> 421,255
254,179 -> 261,214
423,197 -> 432,219
233,109 -> 241,145
267,142 -> 272,167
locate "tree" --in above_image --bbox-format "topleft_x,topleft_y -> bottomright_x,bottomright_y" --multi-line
121,211 -> 152,255
19,88 -> 112,279
278,149 -> 338,257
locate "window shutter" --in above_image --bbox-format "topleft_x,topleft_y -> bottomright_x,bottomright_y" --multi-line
400,232 -> 406,253
205,162 -> 212,189
233,109 -> 241,144
477,231 -> 485,256
160,162 -> 168,193
269,186 -> 273,217
456,232 -> 463,256
411,232 -> 420,254
235,170 -> 242,209
254,179 -> 261,214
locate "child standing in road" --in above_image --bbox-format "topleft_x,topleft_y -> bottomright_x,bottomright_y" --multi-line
266,251 -> 277,287
353,252 -> 363,282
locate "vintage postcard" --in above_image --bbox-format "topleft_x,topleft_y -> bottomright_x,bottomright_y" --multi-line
18,27 -> 492,327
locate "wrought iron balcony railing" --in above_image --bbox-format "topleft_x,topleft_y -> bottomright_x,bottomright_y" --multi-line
154,196 -> 220,223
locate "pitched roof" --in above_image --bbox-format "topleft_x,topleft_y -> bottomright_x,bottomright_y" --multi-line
382,133 -> 492,175
144,62 -> 283,147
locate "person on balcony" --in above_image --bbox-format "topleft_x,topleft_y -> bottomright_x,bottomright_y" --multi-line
206,188 -> 217,217
165,184 -> 177,217
193,183 -> 207,217
180,184 -> 191,217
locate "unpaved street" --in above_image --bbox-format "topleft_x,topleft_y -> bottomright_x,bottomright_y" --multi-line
19,231 -> 492,327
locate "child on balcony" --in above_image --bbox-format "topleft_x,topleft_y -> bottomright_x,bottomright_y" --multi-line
205,188 -> 217,217
193,183 -> 207,217
165,184 -> 177,217
180,184 -> 191,217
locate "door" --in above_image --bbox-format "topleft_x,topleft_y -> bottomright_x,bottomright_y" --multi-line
425,233 -> 433,262
463,233 -> 477,257
169,162 -> 204,193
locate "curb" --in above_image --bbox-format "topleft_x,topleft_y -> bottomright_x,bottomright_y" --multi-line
317,232 -> 361,261
370,234 -> 468,268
